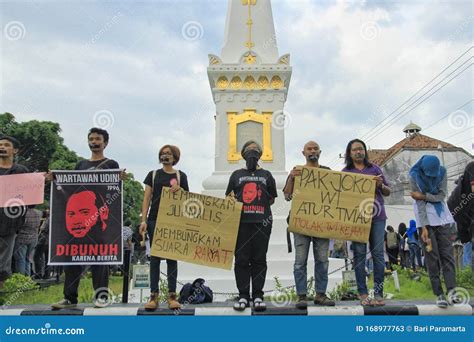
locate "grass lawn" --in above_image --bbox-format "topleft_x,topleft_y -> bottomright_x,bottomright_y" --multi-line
368,266 -> 474,300
1,275 -> 124,306
1,267 -> 473,305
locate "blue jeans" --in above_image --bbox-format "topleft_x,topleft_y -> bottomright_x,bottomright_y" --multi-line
293,233 -> 329,295
463,242 -> 472,268
352,219 -> 386,298
13,241 -> 36,276
409,242 -> 422,269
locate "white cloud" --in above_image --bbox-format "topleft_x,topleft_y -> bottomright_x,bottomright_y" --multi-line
1,0 -> 472,192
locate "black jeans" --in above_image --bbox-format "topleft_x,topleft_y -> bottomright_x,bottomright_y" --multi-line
234,222 -> 271,300
423,225 -> 456,296
63,265 -> 109,304
147,219 -> 177,293
33,243 -> 50,278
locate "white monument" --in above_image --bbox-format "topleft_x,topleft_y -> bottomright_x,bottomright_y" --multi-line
202,0 -> 292,194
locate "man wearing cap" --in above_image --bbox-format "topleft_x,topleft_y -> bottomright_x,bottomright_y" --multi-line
225,140 -> 277,312
0,135 -> 29,288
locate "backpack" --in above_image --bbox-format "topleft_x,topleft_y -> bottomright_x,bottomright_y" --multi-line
386,231 -> 398,249
333,239 -> 345,251
179,278 -> 213,304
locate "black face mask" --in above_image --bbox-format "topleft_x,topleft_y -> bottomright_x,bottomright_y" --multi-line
308,154 -> 319,162
243,149 -> 260,172
160,155 -> 170,163
89,144 -> 101,150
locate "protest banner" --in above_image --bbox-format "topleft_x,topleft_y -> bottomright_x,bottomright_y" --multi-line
49,170 -> 123,265
0,172 -> 45,207
288,166 -> 376,242
151,188 -> 242,270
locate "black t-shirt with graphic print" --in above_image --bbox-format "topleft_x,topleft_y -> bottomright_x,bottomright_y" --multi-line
225,168 -> 277,224
144,169 -> 189,221
75,158 -> 120,171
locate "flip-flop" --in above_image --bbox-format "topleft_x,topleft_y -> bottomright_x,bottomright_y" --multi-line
359,295 -> 375,306
233,298 -> 249,311
253,298 -> 267,312
373,298 -> 385,306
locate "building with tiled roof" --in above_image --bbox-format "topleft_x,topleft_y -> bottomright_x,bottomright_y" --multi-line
368,122 -> 473,205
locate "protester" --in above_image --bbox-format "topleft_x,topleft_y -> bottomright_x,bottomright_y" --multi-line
397,223 -> 409,269
407,219 -> 423,271
0,135 -> 29,288
283,141 -> 335,309
52,127 -> 121,309
384,225 -> 400,271
342,139 -> 390,306
448,161 -> 474,271
226,140 -> 277,312
12,208 -> 41,275
33,215 -> 51,279
410,155 -> 459,308
139,144 -> 188,311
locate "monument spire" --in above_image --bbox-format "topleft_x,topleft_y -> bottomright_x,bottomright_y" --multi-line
204,0 -> 292,193
220,0 -> 279,64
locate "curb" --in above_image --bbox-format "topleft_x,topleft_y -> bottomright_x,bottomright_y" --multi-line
0,304 -> 471,316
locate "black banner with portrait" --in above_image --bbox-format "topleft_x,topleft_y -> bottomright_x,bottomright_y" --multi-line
49,170 -> 123,265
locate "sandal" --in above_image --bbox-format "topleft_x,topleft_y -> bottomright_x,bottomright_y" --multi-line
359,294 -> 374,306
233,297 -> 249,311
253,298 -> 266,312
373,298 -> 385,306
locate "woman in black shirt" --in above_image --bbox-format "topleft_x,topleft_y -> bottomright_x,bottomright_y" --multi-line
225,140 -> 277,312
139,145 -> 189,310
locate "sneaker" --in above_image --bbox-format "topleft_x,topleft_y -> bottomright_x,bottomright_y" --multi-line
436,295 -> 448,308
93,297 -> 110,308
314,293 -> 336,306
447,291 -> 462,305
295,295 -> 308,310
51,299 -> 77,310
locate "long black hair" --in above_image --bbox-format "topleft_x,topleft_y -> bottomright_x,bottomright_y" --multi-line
344,138 -> 371,169
398,222 -> 407,237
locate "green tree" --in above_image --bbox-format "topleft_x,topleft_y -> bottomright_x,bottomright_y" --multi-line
123,173 -> 144,228
1,113 -> 144,221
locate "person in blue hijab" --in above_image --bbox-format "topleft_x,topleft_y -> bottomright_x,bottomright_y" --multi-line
409,155 -> 446,216
409,155 -> 458,308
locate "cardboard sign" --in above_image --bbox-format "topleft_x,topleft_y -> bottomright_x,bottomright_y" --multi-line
151,188 -> 242,270
288,167 -> 376,243
0,172 -> 45,207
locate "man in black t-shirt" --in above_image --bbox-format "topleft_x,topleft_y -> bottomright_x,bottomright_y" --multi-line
226,140 -> 277,312
0,135 -> 29,288
283,141 -> 335,309
52,127 -> 121,310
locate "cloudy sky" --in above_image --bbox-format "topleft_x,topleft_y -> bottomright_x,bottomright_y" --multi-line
1,0 -> 472,190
